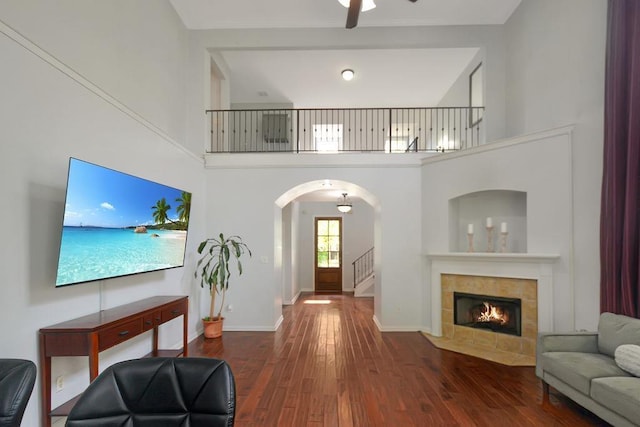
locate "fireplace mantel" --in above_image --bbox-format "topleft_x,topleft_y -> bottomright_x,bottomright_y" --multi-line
426,252 -> 560,336
426,253 -> 560,263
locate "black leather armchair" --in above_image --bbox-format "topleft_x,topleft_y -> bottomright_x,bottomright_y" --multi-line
0,359 -> 36,427
66,357 -> 235,427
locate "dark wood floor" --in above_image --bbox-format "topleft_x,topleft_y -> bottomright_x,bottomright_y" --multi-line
188,293 -> 610,427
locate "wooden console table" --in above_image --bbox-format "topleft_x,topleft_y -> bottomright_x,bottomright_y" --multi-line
38,295 -> 188,427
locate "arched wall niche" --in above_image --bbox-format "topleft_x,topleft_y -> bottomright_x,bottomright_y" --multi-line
448,189 -> 527,253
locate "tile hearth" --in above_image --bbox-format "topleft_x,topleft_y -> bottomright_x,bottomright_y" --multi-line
424,274 -> 537,366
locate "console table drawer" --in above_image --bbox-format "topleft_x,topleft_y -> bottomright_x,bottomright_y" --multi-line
143,310 -> 163,331
161,302 -> 186,323
99,319 -> 143,350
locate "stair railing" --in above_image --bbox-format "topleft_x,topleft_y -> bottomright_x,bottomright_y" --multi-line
352,247 -> 374,288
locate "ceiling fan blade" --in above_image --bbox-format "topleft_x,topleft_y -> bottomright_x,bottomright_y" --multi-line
346,0 -> 362,29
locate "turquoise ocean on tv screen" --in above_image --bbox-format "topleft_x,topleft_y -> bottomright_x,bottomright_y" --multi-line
56,226 -> 187,286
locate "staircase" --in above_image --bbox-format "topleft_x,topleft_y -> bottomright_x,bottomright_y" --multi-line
354,273 -> 374,297
352,248 -> 374,297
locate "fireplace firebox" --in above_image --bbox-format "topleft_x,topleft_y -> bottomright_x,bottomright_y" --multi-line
453,292 -> 521,336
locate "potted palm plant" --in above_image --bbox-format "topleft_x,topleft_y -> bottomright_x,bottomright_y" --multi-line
195,233 -> 251,338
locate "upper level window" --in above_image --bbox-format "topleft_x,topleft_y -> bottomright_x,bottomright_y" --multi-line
313,124 -> 343,152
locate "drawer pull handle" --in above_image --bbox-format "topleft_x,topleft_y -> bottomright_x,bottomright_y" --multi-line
119,330 -> 129,337
145,320 -> 152,325
156,317 -> 161,322
171,310 -> 180,315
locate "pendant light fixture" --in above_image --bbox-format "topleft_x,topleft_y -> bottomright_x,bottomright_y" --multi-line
337,193 -> 353,213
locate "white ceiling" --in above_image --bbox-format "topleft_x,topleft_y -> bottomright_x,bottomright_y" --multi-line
220,47 -> 479,108
170,0 -> 521,202
170,0 -> 522,30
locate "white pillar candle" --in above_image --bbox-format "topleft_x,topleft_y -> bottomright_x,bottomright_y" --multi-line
486,217 -> 493,228
467,223 -> 474,234
501,222 -> 508,233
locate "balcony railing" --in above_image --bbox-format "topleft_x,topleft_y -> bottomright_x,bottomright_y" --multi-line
206,107 -> 484,154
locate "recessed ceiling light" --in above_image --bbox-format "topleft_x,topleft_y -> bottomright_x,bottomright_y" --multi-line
341,69 -> 354,81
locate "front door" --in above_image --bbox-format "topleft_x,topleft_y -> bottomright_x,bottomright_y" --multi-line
314,217 -> 342,292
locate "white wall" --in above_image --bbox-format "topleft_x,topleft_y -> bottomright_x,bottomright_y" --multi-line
437,49 -> 487,146
281,203 -> 294,303
0,0 -> 189,143
504,0 -> 607,329
204,155 -> 422,331
0,4 -> 204,426
422,128 -> 575,332
438,49 -> 482,109
296,200 -> 374,292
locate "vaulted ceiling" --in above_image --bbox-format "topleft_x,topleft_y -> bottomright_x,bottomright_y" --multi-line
170,0 -> 521,201
170,0 -> 522,30
170,0 -> 520,108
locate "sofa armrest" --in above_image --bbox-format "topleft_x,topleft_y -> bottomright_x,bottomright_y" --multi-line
538,332 -> 599,353
536,332 -> 599,378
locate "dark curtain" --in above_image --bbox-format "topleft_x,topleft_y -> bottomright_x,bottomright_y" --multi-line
600,0 -> 640,317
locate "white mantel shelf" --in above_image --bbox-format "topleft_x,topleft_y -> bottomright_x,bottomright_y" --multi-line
427,252 -> 561,336
425,253 -> 560,262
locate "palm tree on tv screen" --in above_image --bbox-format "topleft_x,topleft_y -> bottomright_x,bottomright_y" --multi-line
151,198 -> 171,226
176,191 -> 191,225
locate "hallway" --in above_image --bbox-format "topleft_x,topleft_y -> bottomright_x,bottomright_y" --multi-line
188,293 -> 607,426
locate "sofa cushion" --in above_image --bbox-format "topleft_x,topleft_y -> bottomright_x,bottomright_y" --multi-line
615,344 -> 640,376
591,377 -> 640,423
598,312 -> 640,357
540,352 -> 630,395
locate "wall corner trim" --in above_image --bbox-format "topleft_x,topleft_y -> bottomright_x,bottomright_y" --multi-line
0,19 -> 203,164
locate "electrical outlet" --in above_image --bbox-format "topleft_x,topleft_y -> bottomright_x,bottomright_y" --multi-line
227,304 -> 233,312
56,375 -> 64,392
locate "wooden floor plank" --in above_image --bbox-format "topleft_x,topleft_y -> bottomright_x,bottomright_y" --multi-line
189,293 -> 610,426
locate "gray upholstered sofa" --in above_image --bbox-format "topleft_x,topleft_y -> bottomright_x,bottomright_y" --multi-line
536,312 -> 640,427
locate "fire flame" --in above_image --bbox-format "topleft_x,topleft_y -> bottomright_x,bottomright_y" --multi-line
477,302 -> 509,325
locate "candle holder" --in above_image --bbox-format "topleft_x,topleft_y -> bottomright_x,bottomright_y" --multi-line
486,226 -> 494,252
467,232 -> 474,253
500,231 -> 509,253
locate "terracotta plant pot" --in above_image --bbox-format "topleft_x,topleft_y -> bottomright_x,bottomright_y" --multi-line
203,317 -> 224,339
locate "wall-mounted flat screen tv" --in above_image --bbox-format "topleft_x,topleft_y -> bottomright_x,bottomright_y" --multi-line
55,158 -> 191,287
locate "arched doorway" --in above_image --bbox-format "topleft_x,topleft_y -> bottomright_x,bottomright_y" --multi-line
274,179 -> 381,312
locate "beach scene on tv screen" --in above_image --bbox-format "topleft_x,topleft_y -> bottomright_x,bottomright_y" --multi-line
55,159 -> 191,286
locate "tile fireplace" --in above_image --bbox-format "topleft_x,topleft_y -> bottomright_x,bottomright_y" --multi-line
442,274 -> 536,359
453,291 -> 522,337
425,253 -> 559,365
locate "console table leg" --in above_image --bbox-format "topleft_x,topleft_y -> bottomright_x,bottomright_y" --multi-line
183,308 -> 188,357
89,333 -> 99,381
153,326 -> 159,357
40,334 -> 52,427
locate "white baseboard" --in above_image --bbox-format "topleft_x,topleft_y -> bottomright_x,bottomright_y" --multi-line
355,292 -> 374,297
372,315 -> 424,332
222,315 -> 283,332
373,315 -> 383,331
222,325 -> 279,332
274,315 -> 284,331
283,291 -> 301,305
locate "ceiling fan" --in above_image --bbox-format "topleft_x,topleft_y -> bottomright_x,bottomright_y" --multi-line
346,0 -> 418,29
